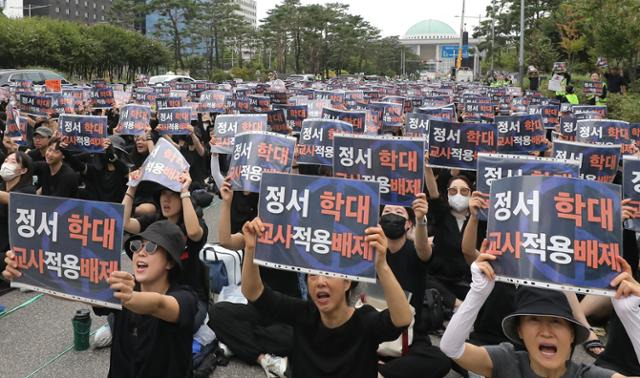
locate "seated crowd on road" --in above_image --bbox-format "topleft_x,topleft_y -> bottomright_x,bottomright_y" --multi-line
1,68 -> 640,378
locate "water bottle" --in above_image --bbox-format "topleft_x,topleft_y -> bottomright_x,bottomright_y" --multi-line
72,309 -> 91,351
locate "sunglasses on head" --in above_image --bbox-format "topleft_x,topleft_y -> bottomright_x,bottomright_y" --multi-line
129,239 -> 159,255
447,187 -> 470,196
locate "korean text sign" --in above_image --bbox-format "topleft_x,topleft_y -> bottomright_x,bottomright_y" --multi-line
322,107 -> 366,134
156,107 -> 193,135
228,131 -> 296,193
333,134 -> 424,206
428,120 -> 497,170
553,140 -> 620,183
5,103 -> 27,146
117,104 -> 151,136
576,119 -> 633,155
9,193 -> 124,309
256,173 -> 380,282
211,114 -> 267,154
297,119 -> 353,166
623,155 -> 640,232
19,94 -> 53,117
59,114 -> 108,153
475,153 -> 580,221
128,138 -> 190,192
90,87 -> 115,109
487,176 -> 622,296
496,114 -> 546,153
199,90 -> 229,113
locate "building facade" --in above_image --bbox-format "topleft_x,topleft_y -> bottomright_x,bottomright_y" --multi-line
234,0 -> 256,28
15,0 -> 112,23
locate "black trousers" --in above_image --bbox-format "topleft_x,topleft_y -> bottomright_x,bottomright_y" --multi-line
378,336 -> 451,378
210,301 -> 293,364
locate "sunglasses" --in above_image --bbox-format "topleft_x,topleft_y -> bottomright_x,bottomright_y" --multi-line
447,187 -> 471,196
129,240 -> 159,255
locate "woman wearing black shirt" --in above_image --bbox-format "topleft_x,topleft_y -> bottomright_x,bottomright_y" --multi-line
241,217 -> 412,378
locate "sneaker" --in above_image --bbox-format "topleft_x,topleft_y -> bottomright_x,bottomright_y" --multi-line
259,354 -> 287,378
93,323 -> 112,348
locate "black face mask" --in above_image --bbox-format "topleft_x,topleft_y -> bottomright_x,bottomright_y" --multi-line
380,213 -> 407,240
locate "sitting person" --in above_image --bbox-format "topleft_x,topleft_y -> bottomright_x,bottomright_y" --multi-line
2,220 -> 198,377
440,241 -> 640,378
241,217 -> 412,378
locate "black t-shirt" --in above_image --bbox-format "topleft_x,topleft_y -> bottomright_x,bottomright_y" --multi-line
180,145 -> 209,188
252,287 -> 404,378
83,157 -> 129,203
604,73 -> 626,94
94,284 -> 198,378
137,215 -> 209,302
27,148 -> 45,162
230,191 -> 259,234
470,282 -> 516,345
33,162 -> 79,198
427,197 -> 471,282
0,182 -> 36,252
386,239 -> 428,329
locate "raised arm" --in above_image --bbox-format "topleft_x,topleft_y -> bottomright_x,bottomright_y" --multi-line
461,191 -> 485,265
368,226 -> 413,328
440,242 -> 496,377
610,256 -> 640,364
187,125 -> 205,157
424,157 -> 439,199
412,193 -> 432,262
240,217 -> 265,302
179,172 -> 204,242
122,175 -> 141,234
218,176 -> 245,250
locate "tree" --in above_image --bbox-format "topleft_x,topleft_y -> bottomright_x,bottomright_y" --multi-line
150,0 -> 197,71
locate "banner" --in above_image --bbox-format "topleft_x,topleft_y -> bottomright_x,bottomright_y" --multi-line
496,114 -> 547,153
199,90 -> 229,113
528,105 -> 559,130
297,119 -> 353,166
211,114 -> 267,154
18,94 -> 54,117
553,140 -> 620,183
9,193 -> 124,309
156,107 -> 193,135
116,104 -> 151,136
476,153 -> 581,221
255,173 -> 380,282
89,87 -> 115,109
487,176 -> 622,296
428,120 -> 497,170
333,134 -> 424,206
274,104 -> 308,133
623,155 -> 640,232
59,115 -> 107,153
576,119 -> 633,155
228,131 -> 296,192
128,138 -> 190,192
322,108 -> 366,134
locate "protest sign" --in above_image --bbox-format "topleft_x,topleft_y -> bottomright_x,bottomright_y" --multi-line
255,172 -> 380,282
266,108 -> 289,134
372,101 -> 403,129
266,91 -> 289,105
548,73 -> 566,92
572,105 -> 607,119
583,81 -> 605,97
476,153 -> 580,221
133,88 -> 156,106
116,104 -> 151,136
45,79 -> 61,93
59,114 -> 107,153
553,140 -> 620,183
298,98 -> 331,118
333,134 -> 424,206
428,120 -> 497,170
273,104 -> 308,133
297,119 -> 353,166
623,155 -> 640,232
211,114 -> 267,154
5,103 -> 28,146
559,116 -> 578,141
404,112 -> 430,141
89,87 -> 115,108
18,94 -> 54,117
91,79 -> 107,89
629,123 -> 640,144
576,119 -> 634,155
487,175 -> 622,296
228,131 -> 296,192
248,95 -> 271,112
155,107 -> 192,135
128,138 -> 190,192
9,193 -> 124,309
234,97 -> 251,113
416,106 -> 455,121
199,90 -> 229,113
153,86 -> 171,96
496,114 -> 547,153
156,96 -> 183,110
321,107 -> 366,134
528,105 -> 559,130
462,103 -> 496,120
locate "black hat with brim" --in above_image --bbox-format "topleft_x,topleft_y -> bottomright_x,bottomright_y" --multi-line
501,286 -> 590,346
124,220 -> 185,269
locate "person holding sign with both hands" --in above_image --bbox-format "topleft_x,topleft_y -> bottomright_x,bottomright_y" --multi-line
441,241 -> 640,378
241,217 -> 413,378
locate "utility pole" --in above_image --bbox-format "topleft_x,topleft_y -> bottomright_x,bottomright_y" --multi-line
518,0 -> 525,88
491,0 -> 496,73
456,0 -> 466,70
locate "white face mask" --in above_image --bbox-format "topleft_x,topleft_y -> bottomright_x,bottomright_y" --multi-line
0,163 -> 20,182
448,194 -> 469,212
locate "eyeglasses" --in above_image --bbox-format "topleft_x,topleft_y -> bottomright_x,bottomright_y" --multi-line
447,187 -> 470,196
129,240 -> 159,255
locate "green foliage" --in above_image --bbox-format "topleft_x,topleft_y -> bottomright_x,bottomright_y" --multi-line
230,66 -> 256,81
0,16 -> 170,81
606,93 -> 640,123
210,68 -> 232,82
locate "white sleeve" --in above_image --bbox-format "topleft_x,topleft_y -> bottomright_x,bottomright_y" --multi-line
612,294 -> 640,363
209,154 -> 224,190
440,262 -> 495,359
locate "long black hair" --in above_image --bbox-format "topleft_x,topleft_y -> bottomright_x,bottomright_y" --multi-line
4,151 -> 33,190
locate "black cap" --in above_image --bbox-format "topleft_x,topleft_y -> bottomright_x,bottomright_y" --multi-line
124,220 -> 186,269
501,286 -> 590,346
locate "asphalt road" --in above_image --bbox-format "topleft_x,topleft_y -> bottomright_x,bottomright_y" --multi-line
0,197 -> 597,377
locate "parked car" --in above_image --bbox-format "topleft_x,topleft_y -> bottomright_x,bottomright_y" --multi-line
0,69 -> 70,87
148,74 -> 195,85
286,74 -> 315,83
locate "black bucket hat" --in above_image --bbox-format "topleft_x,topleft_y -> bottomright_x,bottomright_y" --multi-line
124,220 -> 186,269
501,286 -> 590,346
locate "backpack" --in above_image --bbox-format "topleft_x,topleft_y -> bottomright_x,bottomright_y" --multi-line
199,244 -> 244,290
420,288 -> 448,334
